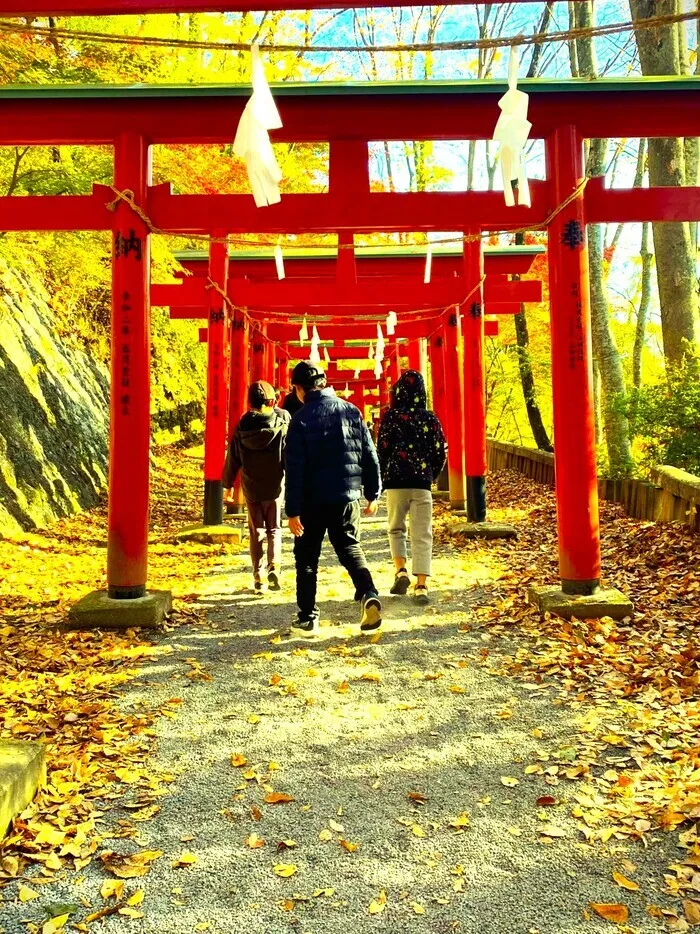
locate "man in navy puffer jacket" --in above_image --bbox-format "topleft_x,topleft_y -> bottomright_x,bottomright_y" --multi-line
285,362 -> 382,633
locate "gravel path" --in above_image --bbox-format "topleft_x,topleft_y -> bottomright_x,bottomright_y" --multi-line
2,509 -> 675,934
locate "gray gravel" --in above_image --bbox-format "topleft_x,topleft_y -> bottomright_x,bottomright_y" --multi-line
1,513 -> 675,934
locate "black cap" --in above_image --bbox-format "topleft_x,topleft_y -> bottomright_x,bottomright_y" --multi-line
248,380 -> 276,409
291,361 -> 325,390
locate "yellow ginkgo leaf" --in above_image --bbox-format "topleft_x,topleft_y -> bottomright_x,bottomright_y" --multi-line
273,863 -> 297,878
18,885 -> 40,903
369,890 -> 387,914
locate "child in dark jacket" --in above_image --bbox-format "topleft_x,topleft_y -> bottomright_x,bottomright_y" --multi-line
223,381 -> 291,592
377,369 -> 446,604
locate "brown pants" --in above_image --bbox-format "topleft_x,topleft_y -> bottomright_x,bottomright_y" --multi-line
247,498 -> 282,580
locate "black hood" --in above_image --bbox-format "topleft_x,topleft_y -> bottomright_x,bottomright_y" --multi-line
391,369 -> 427,410
238,409 -> 286,451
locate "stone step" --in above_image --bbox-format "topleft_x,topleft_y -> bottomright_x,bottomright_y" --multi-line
0,740 -> 46,840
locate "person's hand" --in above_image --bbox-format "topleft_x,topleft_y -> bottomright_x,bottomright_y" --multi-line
288,516 -> 304,537
223,488 -> 234,504
363,500 -> 378,517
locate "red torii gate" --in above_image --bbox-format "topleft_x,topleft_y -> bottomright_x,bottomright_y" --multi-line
156,244 -> 541,517
2,81 -> 700,625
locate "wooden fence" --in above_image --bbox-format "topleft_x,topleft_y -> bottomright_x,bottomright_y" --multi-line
487,440 -> 700,533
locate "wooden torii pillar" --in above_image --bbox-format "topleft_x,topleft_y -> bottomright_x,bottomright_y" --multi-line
462,235 -> 488,524
441,307 -> 466,511
202,233 -> 229,527
407,338 -> 427,378
250,325 -> 267,383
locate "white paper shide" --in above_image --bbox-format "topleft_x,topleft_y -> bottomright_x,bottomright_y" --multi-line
493,48 -> 532,208
233,44 -> 283,208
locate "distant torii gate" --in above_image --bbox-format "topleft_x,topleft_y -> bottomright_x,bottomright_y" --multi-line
155,244 -> 541,519
3,80 -> 700,624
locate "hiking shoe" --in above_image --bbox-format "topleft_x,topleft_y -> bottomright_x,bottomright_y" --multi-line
390,569 -> 411,596
414,585 -> 430,605
292,614 -> 320,635
268,570 -> 281,591
360,593 -> 382,632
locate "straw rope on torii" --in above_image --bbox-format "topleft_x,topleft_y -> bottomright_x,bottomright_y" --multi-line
105,177 -> 588,253
1,8 -> 698,56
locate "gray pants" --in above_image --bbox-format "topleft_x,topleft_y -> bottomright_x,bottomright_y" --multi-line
386,488 -> 433,577
246,498 -> 282,580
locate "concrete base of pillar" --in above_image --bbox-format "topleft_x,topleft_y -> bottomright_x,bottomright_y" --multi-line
67,590 -> 173,631
450,500 -> 467,512
528,586 -> 633,621
175,523 -> 243,545
1,740 -> 46,839
225,502 -> 247,516
449,520 -> 518,540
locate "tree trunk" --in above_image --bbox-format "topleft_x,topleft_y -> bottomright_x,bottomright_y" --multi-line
629,0 -> 699,365
513,302 -> 553,451
574,1 -> 635,476
633,221 -> 653,388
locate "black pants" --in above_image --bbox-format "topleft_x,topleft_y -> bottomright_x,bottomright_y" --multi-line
294,501 -> 375,619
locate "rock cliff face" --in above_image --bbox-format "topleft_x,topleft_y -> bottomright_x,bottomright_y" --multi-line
0,260 -> 109,536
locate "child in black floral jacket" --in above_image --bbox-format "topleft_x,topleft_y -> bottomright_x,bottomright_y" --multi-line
377,370 -> 447,603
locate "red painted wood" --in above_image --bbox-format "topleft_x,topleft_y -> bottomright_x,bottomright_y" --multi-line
484,320 -> 499,337
3,91 -> 700,147
154,280 -> 537,311
149,186 -> 549,235
6,0 -> 523,12
181,251 -> 539,279
441,313 -> 466,509
462,237 -> 487,480
267,320 -> 440,341
107,132 -> 150,597
389,347 -> 401,386
428,331 -> 448,458
250,327 -> 266,383
584,178 -> 700,223
203,234 -> 228,487
547,126 -> 601,591
228,314 -> 248,440
484,278 -> 542,303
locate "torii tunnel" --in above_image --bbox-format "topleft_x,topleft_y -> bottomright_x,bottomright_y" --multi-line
2,80 -> 700,613
152,244 -> 543,522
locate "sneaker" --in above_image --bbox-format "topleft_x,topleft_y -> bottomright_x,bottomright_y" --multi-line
268,570 -> 281,591
414,585 -> 429,605
390,569 -> 411,596
292,614 -> 320,634
254,579 -> 266,593
360,592 -> 382,632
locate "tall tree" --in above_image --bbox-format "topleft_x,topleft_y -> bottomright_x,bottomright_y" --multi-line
571,0 -> 634,476
629,0 -> 699,366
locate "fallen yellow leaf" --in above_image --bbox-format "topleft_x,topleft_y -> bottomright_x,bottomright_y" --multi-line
369,890 -> 387,915
411,824 -> 426,838
336,681 -> 350,693
340,839 -> 358,852
127,890 -> 145,906
500,776 -> 519,787
264,792 -> 294,804
100,879 -> 125,900
273,863 -> 297,878
18,885 -> 40,903
172,852 -> 198,868
589,903 -> 629,923
245,834 -> 265,849
411,902 -> 425,915
231,753 -> 248,768
613,871 -> 639,892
